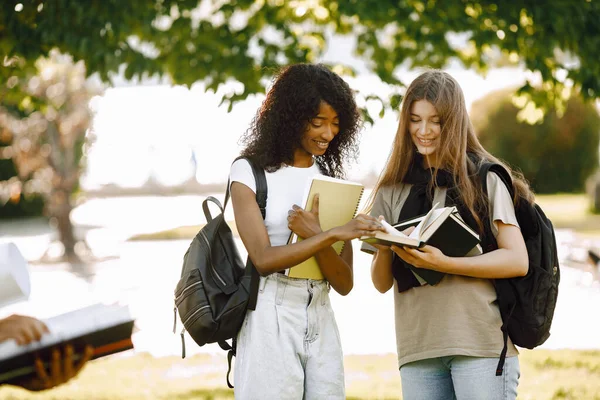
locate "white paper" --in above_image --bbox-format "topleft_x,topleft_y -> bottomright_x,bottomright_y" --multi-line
0,243 -> 31,308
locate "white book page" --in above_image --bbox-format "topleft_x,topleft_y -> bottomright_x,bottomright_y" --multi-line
0,304 -> 132,362
380,220 -> 409,237
408,202 -> 442,239
0,243 -> 31,308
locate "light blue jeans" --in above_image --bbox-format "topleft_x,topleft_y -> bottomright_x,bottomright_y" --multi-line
234,273 -> 345,400
400,355 -> 520,400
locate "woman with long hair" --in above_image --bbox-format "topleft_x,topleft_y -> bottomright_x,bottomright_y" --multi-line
363,70 -> 533,399
230,63 -> 384,399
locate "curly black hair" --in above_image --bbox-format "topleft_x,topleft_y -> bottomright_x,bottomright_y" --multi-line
239,63 -> 361,178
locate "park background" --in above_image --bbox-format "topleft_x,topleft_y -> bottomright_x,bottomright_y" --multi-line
1,1 -> 600,399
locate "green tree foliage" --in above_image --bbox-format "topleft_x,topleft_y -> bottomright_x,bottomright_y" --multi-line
2,0 -> 600,118
472,88 -> 600,194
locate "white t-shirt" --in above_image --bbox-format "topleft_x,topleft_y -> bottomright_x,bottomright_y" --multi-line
229,159 -> 322,246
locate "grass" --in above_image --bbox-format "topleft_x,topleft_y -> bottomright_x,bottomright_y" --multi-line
129,193 -> 600,242
534,194 -> 600,238
128,223 -> 239,241
128,225 -> 206,241
2,350 -> 600,399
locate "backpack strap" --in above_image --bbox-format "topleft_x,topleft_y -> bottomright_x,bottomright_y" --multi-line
478,161 -> 518,376
478,162 -> 515,250
479,162 -> 515,197
223,156 -> 267,215
242,157 -> 267,311
220,156 -> 267,389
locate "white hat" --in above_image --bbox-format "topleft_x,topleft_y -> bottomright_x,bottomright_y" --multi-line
0,243 -> 31,308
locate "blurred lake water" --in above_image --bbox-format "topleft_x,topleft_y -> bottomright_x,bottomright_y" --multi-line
0,194 -> 599,360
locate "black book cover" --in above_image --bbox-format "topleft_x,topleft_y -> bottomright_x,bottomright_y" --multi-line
406,213 -> 480,286
0,320 -> 135,384
426,214 -> 480,257
407,265 -> 445,286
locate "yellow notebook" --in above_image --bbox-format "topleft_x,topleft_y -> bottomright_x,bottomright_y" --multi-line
288,176 -> 365,280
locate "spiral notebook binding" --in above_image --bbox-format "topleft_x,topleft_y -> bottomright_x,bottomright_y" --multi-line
339,185 -> 365,254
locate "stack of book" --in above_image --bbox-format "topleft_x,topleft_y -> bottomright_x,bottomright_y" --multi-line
361,203 -> 482,285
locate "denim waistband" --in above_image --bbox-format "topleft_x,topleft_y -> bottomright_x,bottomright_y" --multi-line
258,273 -> 330,306
267,272 -> 328,287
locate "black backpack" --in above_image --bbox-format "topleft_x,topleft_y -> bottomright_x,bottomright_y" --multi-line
479,163 -> 560,376
173,156 -> 266,387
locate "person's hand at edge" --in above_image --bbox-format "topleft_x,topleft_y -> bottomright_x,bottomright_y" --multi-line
0,315 -> 48,345
13,344 -> 94,391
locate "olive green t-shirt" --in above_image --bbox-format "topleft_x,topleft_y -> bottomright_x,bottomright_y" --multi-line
362,172 -> 520,367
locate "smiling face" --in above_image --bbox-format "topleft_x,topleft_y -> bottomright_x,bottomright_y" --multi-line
294,101 -> 340,166
409,99 -> 441,167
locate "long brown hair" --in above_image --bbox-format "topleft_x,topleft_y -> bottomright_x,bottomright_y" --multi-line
368,70 -> 534,232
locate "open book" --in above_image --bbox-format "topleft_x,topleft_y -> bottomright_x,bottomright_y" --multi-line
0,303 -> 135,384
361,203 -> 481,285
287,176 -> 364,280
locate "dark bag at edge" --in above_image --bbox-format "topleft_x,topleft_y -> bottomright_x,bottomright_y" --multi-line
479,163 -> 560,376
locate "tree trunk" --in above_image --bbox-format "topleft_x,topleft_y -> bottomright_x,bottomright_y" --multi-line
53,192 -> 78,261
588,171 -> 600,213
594,179 -> 600,213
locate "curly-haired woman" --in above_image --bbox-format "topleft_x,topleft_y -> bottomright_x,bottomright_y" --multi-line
229,63 -> 384,399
